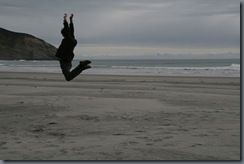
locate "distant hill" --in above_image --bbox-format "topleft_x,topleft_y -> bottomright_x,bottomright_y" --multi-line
0,27 -> 57,60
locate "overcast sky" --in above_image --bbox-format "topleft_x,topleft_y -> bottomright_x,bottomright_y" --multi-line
0,0 -> 240,59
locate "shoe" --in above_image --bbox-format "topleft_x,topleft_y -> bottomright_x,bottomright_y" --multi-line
81,65 -> 91,71
79,60 -> 91,67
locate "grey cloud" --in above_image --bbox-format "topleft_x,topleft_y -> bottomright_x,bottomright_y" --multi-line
74,0 -> 240,48
0,0 -> 240,50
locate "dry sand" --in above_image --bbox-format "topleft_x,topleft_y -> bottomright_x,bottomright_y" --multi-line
0,72 -> 240,160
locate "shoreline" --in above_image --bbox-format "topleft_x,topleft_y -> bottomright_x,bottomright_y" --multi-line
0,71 -> 241,79
0,58 -> 240,78
0,72 -> 240,160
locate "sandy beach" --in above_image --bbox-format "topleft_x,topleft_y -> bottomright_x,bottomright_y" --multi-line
0,72 -> 240,160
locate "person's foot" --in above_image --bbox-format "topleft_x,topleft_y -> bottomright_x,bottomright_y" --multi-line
79,60 -> 91,67
81,65 -> 91,72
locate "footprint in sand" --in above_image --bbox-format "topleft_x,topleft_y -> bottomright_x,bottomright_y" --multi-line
48,132 -> 65,137
48,122 -> 58,125
60,148 -> 68,154
0,142 -> 7,146
163,136 -> 173,139
190,143 -> 203,147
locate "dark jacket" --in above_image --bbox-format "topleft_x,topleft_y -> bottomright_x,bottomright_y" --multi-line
56,20 -> 77,62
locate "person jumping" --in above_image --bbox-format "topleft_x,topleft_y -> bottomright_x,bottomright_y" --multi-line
56,13 -> 91,81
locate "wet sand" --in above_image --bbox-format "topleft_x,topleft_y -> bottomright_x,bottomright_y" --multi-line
0,72 -> 240,160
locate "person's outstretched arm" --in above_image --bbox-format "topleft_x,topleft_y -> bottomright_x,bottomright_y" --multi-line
69,14 -> 75,38
63,13 -> 71,38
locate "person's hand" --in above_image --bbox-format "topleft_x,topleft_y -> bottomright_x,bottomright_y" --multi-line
64,13 -> 67,20
70,14 -> 74,19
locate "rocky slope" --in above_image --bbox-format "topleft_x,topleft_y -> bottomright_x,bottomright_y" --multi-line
0,27 -> 57,60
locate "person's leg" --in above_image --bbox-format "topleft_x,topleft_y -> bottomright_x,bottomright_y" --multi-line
59,60 -> 90,81
68,64 -> 91,81
59,60 -> 73,81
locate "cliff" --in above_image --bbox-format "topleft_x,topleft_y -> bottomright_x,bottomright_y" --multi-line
0,27 -> 57,60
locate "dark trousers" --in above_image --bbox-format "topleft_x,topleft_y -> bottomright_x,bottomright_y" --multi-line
59,60 -> 83,81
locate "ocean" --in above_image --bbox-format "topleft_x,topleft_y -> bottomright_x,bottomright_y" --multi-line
0,59 -> 240,77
